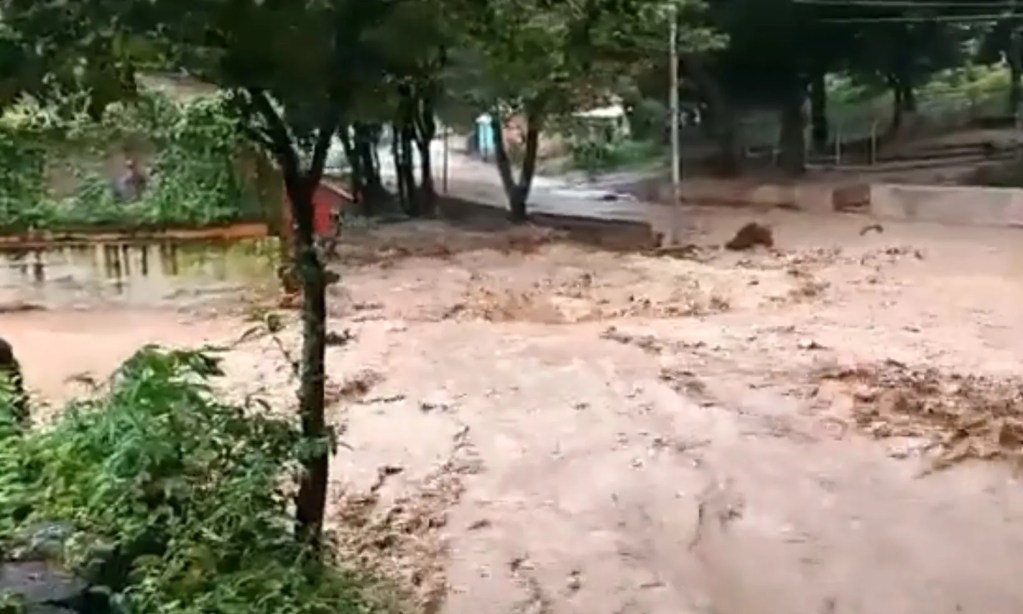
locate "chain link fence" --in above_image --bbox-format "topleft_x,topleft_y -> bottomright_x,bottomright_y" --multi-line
694,85 -> 1016,169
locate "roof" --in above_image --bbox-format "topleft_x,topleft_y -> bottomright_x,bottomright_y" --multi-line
573,104 -> 626,119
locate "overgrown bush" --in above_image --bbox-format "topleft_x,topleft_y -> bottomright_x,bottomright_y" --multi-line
0,91 -> 252,232
0,126 -> 48,227
569,135 -> 661,175
0,347 -> 374,613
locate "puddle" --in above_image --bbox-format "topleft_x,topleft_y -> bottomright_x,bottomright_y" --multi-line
0,238 -> 280,309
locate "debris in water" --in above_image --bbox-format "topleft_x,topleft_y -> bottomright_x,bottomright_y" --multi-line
725,222 -> 774,251
817,362 -> 1023,471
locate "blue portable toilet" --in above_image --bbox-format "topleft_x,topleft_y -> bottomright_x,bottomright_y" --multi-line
475,113 -> 495,161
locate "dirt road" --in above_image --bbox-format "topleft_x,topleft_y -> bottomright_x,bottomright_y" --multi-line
6,205 -> 1023,613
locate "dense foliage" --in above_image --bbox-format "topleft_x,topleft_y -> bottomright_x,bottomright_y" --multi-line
0,347 -> 373,613
0,91 -> 250,232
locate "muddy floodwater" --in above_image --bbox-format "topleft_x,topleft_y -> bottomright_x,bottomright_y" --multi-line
0,238 -> 279,309
6,208 -> 1023,613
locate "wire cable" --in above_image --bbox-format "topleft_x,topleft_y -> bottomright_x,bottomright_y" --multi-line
794,0 -> 1012,7
822,13 -> 1018,22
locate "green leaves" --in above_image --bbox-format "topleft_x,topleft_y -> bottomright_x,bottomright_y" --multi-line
448,0 -> 718,118
0,347 -> 374,613
0,89 -> 249,232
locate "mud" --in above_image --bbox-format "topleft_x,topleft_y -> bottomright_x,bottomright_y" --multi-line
816,361 -> 1023,473
6,205 -> 1023,613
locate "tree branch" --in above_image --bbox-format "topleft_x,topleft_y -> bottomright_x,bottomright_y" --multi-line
239,123 -> 276,153
308,105 -> 342,188
246,87 -> 301,181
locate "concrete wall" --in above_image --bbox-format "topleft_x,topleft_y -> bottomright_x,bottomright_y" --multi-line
648,175 -> 1023,229
869,183 -> 1023,228
652,178 -> 870,213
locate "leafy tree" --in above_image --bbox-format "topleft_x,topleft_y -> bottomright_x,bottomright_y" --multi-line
378,0 -> 450,216
449,0 -> 718,220
165,1 -> 398,545
808,0 -> 974,136
0,3 -> 147,117
683,0 -> 860,174
703,0 -> 817,173
849,23 -> 969,135
977,19 -> 1021,116
323,0 -> 446,217
682,0 -> 973,174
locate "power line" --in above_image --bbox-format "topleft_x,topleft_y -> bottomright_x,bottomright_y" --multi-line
823,12 -> 1019,22
795,0 -> 1012,6
796,0 -> 1020,23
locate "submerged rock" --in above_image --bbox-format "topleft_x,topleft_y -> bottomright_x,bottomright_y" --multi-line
0,560 -> 87,609
19,522 -> 75,561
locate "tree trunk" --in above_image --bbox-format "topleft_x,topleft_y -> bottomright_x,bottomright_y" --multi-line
285,176 -> 329,547
353,122 -> 385,213
394,86 -> 420,217
809,69 -> 828,153
338,123 -> 365,199
684,54 -> 739,175
902,82 -> 917,113
778,88 -> 806,176
399,121 -> 419,216
890,82 -> 904,135
413,91 -> 437,214
491,114 -> 519,214
888,76 -> 916,137
1011,33 -> 1022,117
1011,60 -> 1021,118
391,123 -> 408,213
247,89 -> 337,547
711,109 -> 740,177
491,109 -> 541,222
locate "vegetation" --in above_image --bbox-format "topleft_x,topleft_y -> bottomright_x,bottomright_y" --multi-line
603,0 -> 1023,175
0,0 -> 710,554
0,347 -> 374,613
0,92 -> 251,232
569,136 -> 662,175
1,0 -> 1020,218
446,0 -> 718,219
3,0 -> 1023,609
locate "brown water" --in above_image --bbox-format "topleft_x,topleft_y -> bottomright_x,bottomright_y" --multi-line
0,238 -> 279,310
7,209 -> 1023,613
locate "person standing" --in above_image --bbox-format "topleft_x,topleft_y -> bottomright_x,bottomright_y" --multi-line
112,158 -> 148,202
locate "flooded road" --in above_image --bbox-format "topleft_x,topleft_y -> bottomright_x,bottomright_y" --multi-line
0,238 -> 279,310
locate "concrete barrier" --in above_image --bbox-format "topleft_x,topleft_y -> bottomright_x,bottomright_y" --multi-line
869,183 -> 1023,228
652,178 -> 869,213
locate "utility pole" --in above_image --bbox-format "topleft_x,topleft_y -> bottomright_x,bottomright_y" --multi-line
668,2 -> 682,246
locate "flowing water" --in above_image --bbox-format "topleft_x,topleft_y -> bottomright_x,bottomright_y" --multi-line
0,238 -> 279,310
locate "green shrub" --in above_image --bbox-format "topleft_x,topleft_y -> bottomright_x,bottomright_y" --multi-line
0,347 -> 375,613
569,136 -> 662,175
0,92 -> 251,233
